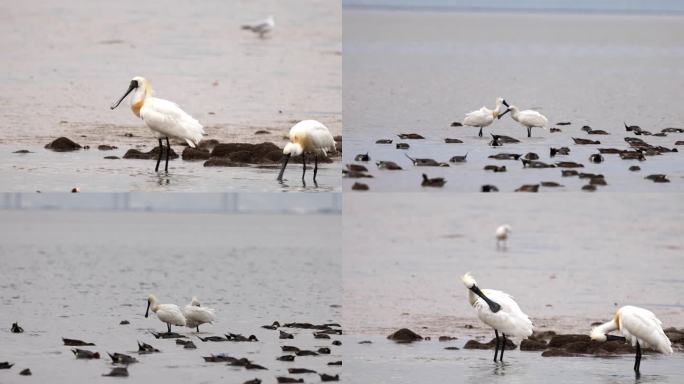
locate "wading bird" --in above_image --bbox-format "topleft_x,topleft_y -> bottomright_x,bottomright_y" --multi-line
498,104 -> 548,138
496,225 -> 512,250
591,305 -> 672,375
277,120 -> 336,183
462,273 -> 533,362
145,295 -> 186,333
110,76 -> 205,172
462,97 -> 507,137
242,16 -> 275,38
183,297 -> 216,332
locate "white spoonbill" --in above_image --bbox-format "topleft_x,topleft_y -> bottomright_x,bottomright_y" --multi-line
462,97 -> 507,137
242,16 -> 275,38
462,273 -> 533,362
145,294 -> 186,333
591,305 -> 673,374
496,225 -> 512,250
183,297 -> 216,332
110,76 -> 205,172
498,104 -> 548,138
277,120 -> 336,183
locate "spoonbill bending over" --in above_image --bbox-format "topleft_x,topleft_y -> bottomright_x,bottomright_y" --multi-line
591,305 -> 672,374
110,76 -> 205,172
242,16 -> 275,38
462,273 -> 533,362
462,97 -> 507,137
496,225 -> 512,250
183,297 -> 216,332
498,105 -> 548,138
145,295 -> 186,333
277,120 -> 336,183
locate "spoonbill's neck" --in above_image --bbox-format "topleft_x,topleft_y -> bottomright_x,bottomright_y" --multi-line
591,317 -> 619,340
131,81 -> 151,117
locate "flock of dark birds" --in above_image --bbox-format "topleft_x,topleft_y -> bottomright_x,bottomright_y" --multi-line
2,321 -> 342,383
344,122 -> 682,191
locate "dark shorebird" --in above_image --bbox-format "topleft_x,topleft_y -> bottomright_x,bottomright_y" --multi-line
354,153 -> 370,161
515,184 -> 540,192
573,137 -> 601,145
11,322 -> 23,333
396,143 -> 410,149
405,154 -> 448,167
481,185 -> 499,192
484,165 -> 506,173
589,154 -> 604,163
555,161 -> 584,168
421,174 -> 446,187
376,161 -> 402,170
103,367 -> 129,377
63,338 -> 95,346
375,139 -> 392,144
449,153 -> 468,163
522,160 -> 555,168
397,133 -> 425,139
137,341 -> 160,353
645,174 -> 670,183
489,153 -> 521,160
550,147 -> 570,157
262,321 -> 280,330
108,352 -> 138,364
72,349 -> 100,359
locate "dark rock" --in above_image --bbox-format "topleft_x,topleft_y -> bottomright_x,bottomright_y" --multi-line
451,122 -> 463,127
255,130 -> 270,135
123,146 -> 179,160
119,320 -> 130,325
396,143 -> 410,149
328,361 -> 342,365
515,184 -> 539,192
557,122 -> 571,126
104,156 -> 119,159
19,368 -> 31,375
675,141 -> 684,145
296,350 -> 318,356
13,149 -> 32,154
438,336 -> 457,341
277,377 -> 304,383
288,368 -> 316,374
548,334 -> 591,348
376,139 -> 392,144
45,137 -> 82,152
629,166 -> 641,171
102,367 -> 129,377
244,379 -> 261,384
445,346 -> 460,350
347,164 -> 368,172
351,182 -> 370,191
211,142 -> 281,163
582,185 -> 597,191
11,322 -> 23,333
183,341 -> 197,349
541,181 -> 562,187
358,340 -> 372,344
387,328 -> 423,343
203,158 -> 244,167
590,177 -> 607,186
463,338 -> 516,350
520,338 -> 547,351
98,145 -> 118,150
320,373 -> 340,382
182,147 -> 211,161
398,133 -> 425,139
332,340 -> 342,346
445,138 -> 463,143
550,128 -> 562,133
197,139 -> 219,152
0,362 -> 14,369
542,348 -> 581,357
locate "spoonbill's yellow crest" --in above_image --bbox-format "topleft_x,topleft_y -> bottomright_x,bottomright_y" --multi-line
110,76 -> 205,172
183,297 -> 216,333
462,273 -> 533,362
591,305 -> 672,375
498,104 -> 548,138
277,120 -> 336,183
145,294 -> 186,333
462,97 -> 507,137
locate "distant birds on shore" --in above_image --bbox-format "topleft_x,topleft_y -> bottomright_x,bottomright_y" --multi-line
110,76 -> 205,173
495,224 -> 511,250
183,297 -> 216,332
462,97 -> 507,137
498,104 -> 548,138
459,98 -> 548,138
461,273 -> 533,362
145,295 -> 187,333
591,305 -> 673,374
278,120 -> 336,183
242,16 -> 275,38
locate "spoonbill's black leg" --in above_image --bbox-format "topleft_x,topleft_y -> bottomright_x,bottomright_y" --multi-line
301,153 -> 306,181
493,330 -> 500,362
165,137 -> 171,172
527,127 -> 532,138
634,341 -> 642,373
313,155 -> 319,183
196,326 -> 200,332
155,139 -> 163,172
500,333 -> 507,361
167,323 -> 171,333
479,127 -> 483,137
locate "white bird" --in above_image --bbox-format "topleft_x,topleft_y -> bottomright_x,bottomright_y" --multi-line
462,273 -> 533,362
591,305 -> 673,374
242,16 -> 275,38
183,297 -> 216,332
145,294 -> 186,333
277,120 -> 336,183
110,76 -> 205,172
498,104 -> 548,138
496,225 -> 512,250
462,97 -> 506,137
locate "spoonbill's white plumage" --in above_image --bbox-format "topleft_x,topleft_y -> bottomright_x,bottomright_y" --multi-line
462,97 -> 506,137
591,305 -> 672,374
277,120 -> 336,183
242,16 -> 275,38
462,273 -> 533,362
499,105 -> 548,138
110,76 -> 205,172
145,294 -> 186,333
496,224 -> 512,250
183,297 -> 216,332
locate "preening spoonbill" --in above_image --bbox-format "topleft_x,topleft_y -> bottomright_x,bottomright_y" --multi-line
496,225 -> 511,250
498,105 -> 548,138
145,294 -> 186,333
277,120 -> 336,183
183,297 -> 216,332
462,97 -> 507,137
242,16 -> 275,38
110,76 -> 205,172
462,273 -> 533,362
591,305 -> 673,374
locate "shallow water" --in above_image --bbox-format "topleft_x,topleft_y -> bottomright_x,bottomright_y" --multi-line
343,9 -> 684,192
0,211 -> 341,383
0,145 -> 341,192
345,336 -> 684,384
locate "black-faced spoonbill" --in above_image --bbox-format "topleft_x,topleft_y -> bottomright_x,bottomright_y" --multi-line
277,120 -> 336,183
145,294 -> 186,333
110,76 -> 205,173
242,16 -> 275,38
462,97 -> 507,137
498,105 -> 548,138
183,297 -> 216,332
496,225 -> 511,250
462,273 -> 533,362
591,305 -> 673,374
